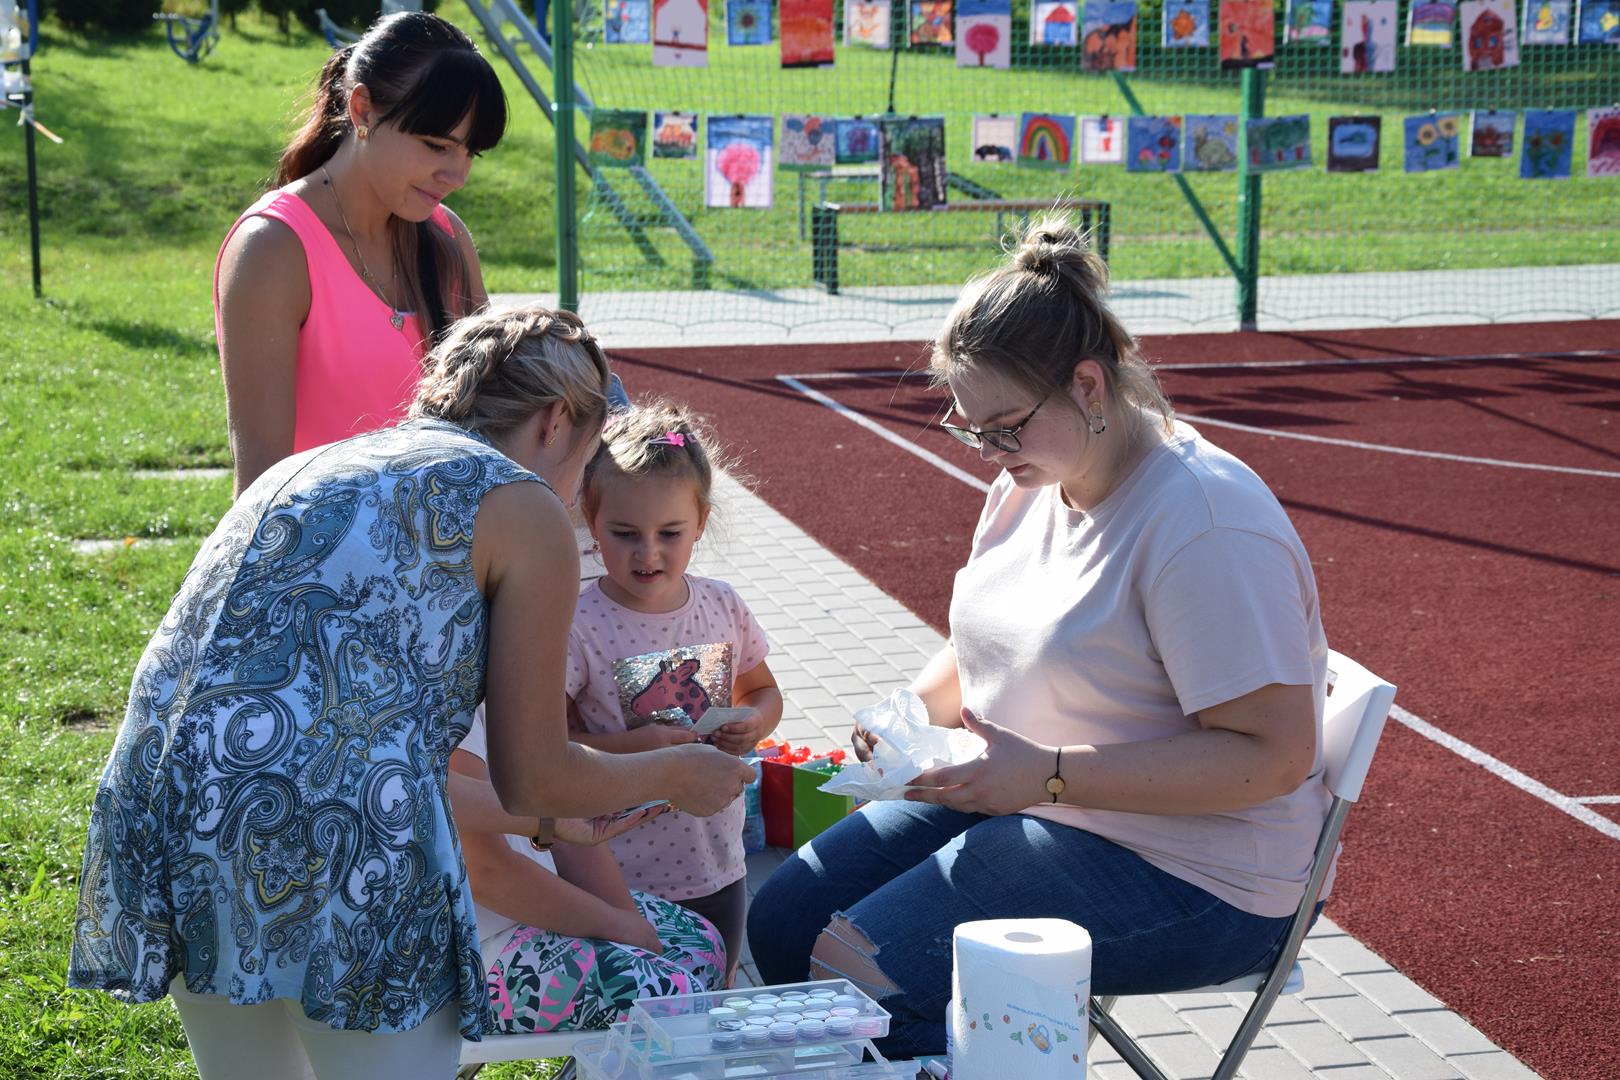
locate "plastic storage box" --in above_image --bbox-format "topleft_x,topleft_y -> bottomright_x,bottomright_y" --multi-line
575,979 -> 896,1080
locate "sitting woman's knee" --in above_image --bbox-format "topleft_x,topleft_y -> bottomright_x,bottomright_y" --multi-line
808,915 -> 900,998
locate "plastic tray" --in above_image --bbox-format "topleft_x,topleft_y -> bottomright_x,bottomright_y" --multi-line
575,979 -> 893,1080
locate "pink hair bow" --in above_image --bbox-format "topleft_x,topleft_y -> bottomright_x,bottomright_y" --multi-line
649,432 -> 687,448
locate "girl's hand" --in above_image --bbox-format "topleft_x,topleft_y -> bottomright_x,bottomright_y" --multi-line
629,723 -> 700,751
707,708 -> 765,755
904,707 -> 1055,817
555,803 -> 669,846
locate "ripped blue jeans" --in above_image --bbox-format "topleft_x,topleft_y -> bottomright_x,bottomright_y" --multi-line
746,800 -> 1300,1059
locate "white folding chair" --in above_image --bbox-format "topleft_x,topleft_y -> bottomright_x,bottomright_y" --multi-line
456,1029 -> 596,1079
1087,649 -> 1397,1080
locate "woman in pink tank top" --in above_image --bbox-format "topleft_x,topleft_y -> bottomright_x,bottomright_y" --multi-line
214,12 -> 508,495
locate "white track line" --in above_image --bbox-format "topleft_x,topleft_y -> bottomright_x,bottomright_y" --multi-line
785,376 -> 1620,844
783,347 -> 1616,382
1392,705 -> 1620,841
1574,796 -> 1620,805
776,376 -> 991,493
1179,415 -> 1620,480
779,370 -> 1620,480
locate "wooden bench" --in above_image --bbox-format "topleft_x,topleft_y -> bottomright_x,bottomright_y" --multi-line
810,197 -> 1111,295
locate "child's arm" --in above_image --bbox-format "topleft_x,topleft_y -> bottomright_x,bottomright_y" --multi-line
708,659 -> 784,756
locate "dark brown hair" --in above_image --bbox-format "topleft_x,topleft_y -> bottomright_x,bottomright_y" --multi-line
276,12 -> 508,341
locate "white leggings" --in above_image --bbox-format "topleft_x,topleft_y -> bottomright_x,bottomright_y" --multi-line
169,978 -> 464,1080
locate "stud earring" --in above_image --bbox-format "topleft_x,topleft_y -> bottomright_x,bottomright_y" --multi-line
356,124 -> 370,141
1088,402 -> 1107,436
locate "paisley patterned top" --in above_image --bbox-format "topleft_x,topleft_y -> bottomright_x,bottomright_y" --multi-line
68,419 -> 544,1038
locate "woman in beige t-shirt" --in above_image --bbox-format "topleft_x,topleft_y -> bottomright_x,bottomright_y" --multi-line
747,219 -> 1331,1060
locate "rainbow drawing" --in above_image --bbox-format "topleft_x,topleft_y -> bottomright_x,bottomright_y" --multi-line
1018,112 -> 1075,169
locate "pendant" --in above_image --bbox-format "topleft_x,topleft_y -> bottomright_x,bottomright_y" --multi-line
390,311 -> 405,331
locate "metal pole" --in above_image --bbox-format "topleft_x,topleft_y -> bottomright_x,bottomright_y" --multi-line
1235,67 -> 1265,331
22,59 -> 41,298
551,0 -> 578,312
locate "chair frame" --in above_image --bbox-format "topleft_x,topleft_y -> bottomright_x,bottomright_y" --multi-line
457,1029 -> 595,1079
1087,650 -> 1396,1080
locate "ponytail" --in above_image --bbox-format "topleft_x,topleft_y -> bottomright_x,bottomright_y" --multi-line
275,45 -> 355,187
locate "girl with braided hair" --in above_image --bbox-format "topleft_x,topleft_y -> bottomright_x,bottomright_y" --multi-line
216,11 -> 506,497
68,305 -> 754,1079
749,219 -> 1331,1058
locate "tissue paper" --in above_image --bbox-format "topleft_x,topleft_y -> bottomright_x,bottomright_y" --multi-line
948,919 -> 1092,1080
817,689 -> 986,802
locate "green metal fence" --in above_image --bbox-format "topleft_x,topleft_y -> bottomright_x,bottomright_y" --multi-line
517,0 -> 1620,334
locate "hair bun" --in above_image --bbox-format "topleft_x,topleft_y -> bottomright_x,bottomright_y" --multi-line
1011,215 -> 1107,293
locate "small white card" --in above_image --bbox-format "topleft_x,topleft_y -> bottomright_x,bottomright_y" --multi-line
694,706 -> 754,736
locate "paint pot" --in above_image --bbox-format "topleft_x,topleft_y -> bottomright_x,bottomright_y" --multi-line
831,994 -> 864,1012
768,1022 -> 799,1044
852,1016 -> 884,1038
796,1019 -> 827,1040
740,1024 -> 770,1048
825,1015 -> 855,1038
723,996 -> 752,1011
772,1012 -> 804,1025
710,1029 -> 742,1051
707,1006 -> 740,1030
829,1006 -> 860,1019
780,991 -> 809,1003
802,1009 -> 832,1021
744,1004 -> 777,1024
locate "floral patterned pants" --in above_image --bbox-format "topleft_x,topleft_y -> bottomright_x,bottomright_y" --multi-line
486,891 -> 725,1033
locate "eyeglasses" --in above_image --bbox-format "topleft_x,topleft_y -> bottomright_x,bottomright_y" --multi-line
939,389 -> 1053,454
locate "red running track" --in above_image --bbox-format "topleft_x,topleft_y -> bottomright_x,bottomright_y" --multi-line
613,321 -> 1620,1079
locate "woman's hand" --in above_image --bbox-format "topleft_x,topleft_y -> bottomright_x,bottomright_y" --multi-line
663,743 -> 754,816
904,707 -> 1056,817
554,803 -> 669,846
851,721 -> 880,763
707,708 -> 766,755
610,911 -> 666,955
627,723 -> 700,751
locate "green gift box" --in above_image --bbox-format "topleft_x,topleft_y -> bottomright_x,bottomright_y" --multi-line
789,758 -> 856,848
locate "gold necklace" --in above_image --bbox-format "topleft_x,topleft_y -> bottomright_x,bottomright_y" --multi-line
323,165 -> 405,331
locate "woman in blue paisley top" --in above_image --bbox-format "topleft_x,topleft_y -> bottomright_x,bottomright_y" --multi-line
67,305 -> 755,1080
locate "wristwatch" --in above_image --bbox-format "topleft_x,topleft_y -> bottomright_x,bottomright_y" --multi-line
1045,747 -> 1066,803
530,817 -> 556,852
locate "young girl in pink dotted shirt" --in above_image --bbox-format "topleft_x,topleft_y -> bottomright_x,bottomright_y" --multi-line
567,400 -> 783,984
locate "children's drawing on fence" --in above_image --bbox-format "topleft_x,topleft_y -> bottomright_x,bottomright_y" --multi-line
911,0 -> 954,43
781,114 -> 836,168
845,0 -> 891,46
835,118 -> 882,163
781,0 -> 835,64
972,114 -> 1018,162
653,111 -> 699,158
1587,107 -> 1620,177
727,0 -> 772,44
1469,110 -> 1515,157
1247,114 -> 1311,172
880,117 -> 947,210
654,0 -> 708,65
1031,0 -> 1079,44
1162,0 -> 1209,44
1520,0 -> 1568,40
1327,115 -> 1382,171
604,0 -> 651,42
1126,115 -> 1182,172
1520,109 -> 1574,178
1018,112 -> 1075,169
1405,0 -> 1457,43
1219,0 -> 1275,68
1341,0 -> 1397,71
1575,0 -> 1619,42
1082,1 -> 1138,69
1285,0 -> 1333,43
588,109 -> 648,169
1404,112 -> 1461,172
1080,115 -> 1124,162
957,0 -> 1012,65
706,115 -> 774,207
1460,0 -> 1518,69
1182,115 -> 1238,172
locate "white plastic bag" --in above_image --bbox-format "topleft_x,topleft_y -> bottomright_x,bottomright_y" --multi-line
817,688 -> 986,801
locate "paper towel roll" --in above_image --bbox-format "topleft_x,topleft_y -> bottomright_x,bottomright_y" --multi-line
947,919 -> 1092,1080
